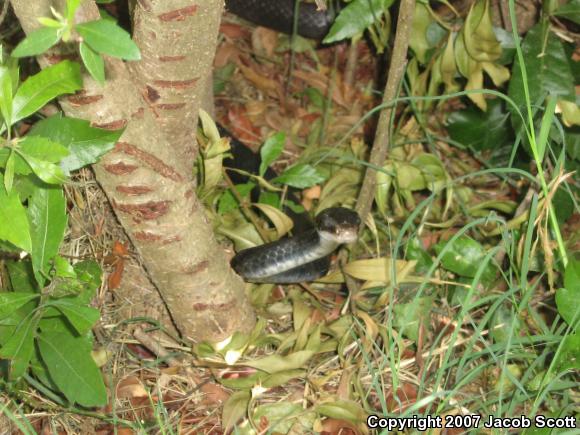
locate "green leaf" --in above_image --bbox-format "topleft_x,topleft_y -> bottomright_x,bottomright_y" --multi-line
12,27 -> 61,57
434,235 -> 496,282
48,299 -> 100,335
218,182 -> 254,215
393,297 -> 433,341
28,186 -> 68,287
66,0 -> 82,22
315,400 -> 366,423
12,61 -> 82,124
259,132 -> 285,177
324,0 -> 394,44
38,329 -> 107,407
76,19 -> 140,60
556,257 -> 580,327
6,261 -> 38,293
222,391 -> 250,431
508,23 -> 575,132
4,151 -> 15,192
447,99 -> 512,151
74,260 -> 102,304
0,292 -> 39,320
0,189 -> 32,252
554,333 -> 580,371
273,164 -> 325,188
79,42 -> 105,84
29,115 -> 122,174
0,316 -> 38,379
408,2 -> 432,63
0,64 -> 14,127
554,0 -> 580,24
0,136 -> 69,180
245,350 -> 314,373
18,152 -> 67,184
20,135 -> 70,163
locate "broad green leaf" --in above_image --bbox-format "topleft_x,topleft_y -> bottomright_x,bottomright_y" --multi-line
4,151 -> 14,192
0,137 -> 69,181
28,186 -> 67,286
393,297 -> 433,341
408,2 -> 432,63
315,400 -> 366,423
556,257 -> 580,327
0,189 -> 32,252
324,0 -> 394,44
12,27 -> 61,57
508,23 -> 575,131
6,261 -> 38,293
38,329 -> 107,407
0,316 -> 38,379
554,333 -> 580,371
434,235 -> 496,282
0,65 -> 13,126
48,299 -> 100,335
274,163 -> 325,189
447,99 -> 512,151
76,19 -> 140,60
29,116 -> 122,174
218,182 -> 254,215
18,152 -> 66,184
67,0 -> 83,22
0,292 -> 39,320
79,42 -> 105,84
73,260 -> 102,304
253,403 -> 311,433
20,135 -> 70,163
12,61 -> 82,124
245,350 -> 314,373
222,391 -> 250,431
259,132 -> 285,177
54,255 -> 76,278
490,305 -> 521,343
554,0 -> 580,24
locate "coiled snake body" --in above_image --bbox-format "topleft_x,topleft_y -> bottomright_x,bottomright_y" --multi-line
231,207 -> 360,283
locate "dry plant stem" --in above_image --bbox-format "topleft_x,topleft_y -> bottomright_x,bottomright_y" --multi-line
499,0 -> 512,33
355,0 -> 415,225
344,37 -> 359,89
11,0 -> 255,341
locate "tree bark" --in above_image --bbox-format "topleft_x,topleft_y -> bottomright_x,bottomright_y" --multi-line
10,0 -> 255,342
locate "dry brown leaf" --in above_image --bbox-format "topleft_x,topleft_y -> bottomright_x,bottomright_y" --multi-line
237,62 -> 282,97
116,375 -> 148,399
214,43 -> 240,68
201,382 -> 231,405
252,27 -> 278,57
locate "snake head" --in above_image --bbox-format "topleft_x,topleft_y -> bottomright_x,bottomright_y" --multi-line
316,207 -> 360,244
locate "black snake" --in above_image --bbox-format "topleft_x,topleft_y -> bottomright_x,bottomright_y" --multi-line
230,207 -> 360,283
225,0 -> 336,40
223,1 -> 358,283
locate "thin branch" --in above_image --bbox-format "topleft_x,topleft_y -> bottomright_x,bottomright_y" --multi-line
355,0 -> 415,225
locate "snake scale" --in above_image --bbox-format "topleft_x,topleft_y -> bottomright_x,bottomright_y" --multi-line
225,0 -> 336,40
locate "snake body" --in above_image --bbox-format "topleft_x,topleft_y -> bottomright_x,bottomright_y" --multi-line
231,207 -> 360,283
223,1 -> 355,283
225,0 -> 336,40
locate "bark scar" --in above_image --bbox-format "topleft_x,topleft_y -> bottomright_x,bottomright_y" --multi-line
158,5 -> 198,22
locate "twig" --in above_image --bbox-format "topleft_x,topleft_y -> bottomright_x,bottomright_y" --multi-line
355,0 -> 415,225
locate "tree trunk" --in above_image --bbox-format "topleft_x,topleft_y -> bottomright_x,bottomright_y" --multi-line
10,0 -> 255,342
